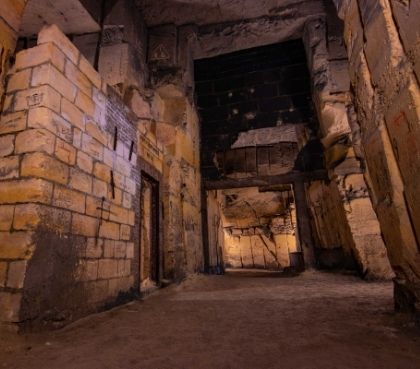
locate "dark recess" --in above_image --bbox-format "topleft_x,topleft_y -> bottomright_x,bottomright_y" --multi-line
194,39 -> 322,180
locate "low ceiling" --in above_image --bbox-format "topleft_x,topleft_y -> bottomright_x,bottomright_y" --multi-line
139,0 -> 311,26
20,0 -> 100,37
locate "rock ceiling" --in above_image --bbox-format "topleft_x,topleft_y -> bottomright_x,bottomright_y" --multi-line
138,0 -> 315,26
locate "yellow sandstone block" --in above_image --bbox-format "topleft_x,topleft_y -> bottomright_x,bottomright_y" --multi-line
0,178 -> 52,204
15,43 -> 65,72
72,214 -> 98,237
69,168 -> 92,193
38,24 -> 80,64
7,69 -> 31,92
32,63 -> 77,102
0,205 -> 14,231
0,156 -> 19,180
53,186 -> 85,213
21,152 -> 69,185
0,232 -> 34,259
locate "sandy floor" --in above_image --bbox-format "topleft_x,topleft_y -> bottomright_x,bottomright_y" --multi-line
1,270 -> 420,369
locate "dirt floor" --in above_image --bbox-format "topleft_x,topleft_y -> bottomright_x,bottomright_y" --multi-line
1,270 -> 420,369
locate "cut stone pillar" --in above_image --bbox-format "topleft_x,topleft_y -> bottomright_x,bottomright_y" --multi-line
293,181 -> 316,268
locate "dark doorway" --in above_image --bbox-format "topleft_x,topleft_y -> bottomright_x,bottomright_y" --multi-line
140,172 -> 160,289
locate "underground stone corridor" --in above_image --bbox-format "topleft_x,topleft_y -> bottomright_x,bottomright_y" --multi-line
0,0 -> 420,367
1,271 -> 420,369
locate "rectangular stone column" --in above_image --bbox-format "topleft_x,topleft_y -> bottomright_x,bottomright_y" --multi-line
293,180 -> 316,268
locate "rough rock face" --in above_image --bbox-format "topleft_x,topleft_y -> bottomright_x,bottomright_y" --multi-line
217,187 -> 297,270
333,0 -> 420,316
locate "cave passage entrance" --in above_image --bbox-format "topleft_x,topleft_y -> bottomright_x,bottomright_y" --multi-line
205,184 -> 311,273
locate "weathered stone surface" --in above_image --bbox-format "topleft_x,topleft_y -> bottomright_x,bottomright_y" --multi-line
7,261 -> 27,289
0,156 -> 19,180
21,152 -> 69,184
0,179 -> 52,204
0,232 -> 34,260
0,205 -> 14,231
53,185 -> 85,213
0,292 -> 22,322
15,42 -> 65,72
38,24 -> 80,64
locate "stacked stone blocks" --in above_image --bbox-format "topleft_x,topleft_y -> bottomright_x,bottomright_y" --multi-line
0,25 -> 138,324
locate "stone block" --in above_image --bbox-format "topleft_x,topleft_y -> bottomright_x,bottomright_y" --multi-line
125,178 -> 136,195
390,0 -> 420,81
15,128 -> 55,155
0,232 -> 34,259
109,187 -> 122,206
15,43 -> 65,72
343,0 -> 364,63
0,292 -> 22,322
14,85 -> 61,113
86,196 -> 101,218
55,138 -> 76,165
13,204 -> 71,233
78,260 -> 98,282
122,192 -> 132,209
69,168 -> 92,193
384,77 -> 420,239
0,179 -> 52,204
104,240 -> 115,258
7,69 -> 31,92
73,128 -> 82,149
0,135 -> 14,157
65,60 -> 92,97
75,91 -> 96,117
79,57 -> 101,89
103,147 -> 115,167
128,210 -> 135,226
13,204 -> 41,231
362,0 -> 405,91
0,262 -> 7,287
98,44 -> 129,87
0,111 -> 27,135
77,150 -> 93,173
117,259 -> 131,277
72,214 -> 98,237
0,156 -> 19,180
38,24 -> 80,64
93,178 -> 108,198
85,238 -> 103,258
32,63 -> 77,103
120,224 -> 131,241
21,152 -> 69,185
53,186 -> 86,213
126,242 -> 134,259
7,261 -> 27,289
93,162 -> 111,182
61,98 -> 85,130
99,221 -> 120,240
82,134 -> 103,161
0,205 -> 14,231
28,107 -> 73,143
109,205 -> 128,224
98,259 -> 118,279
86,121 -> 108,145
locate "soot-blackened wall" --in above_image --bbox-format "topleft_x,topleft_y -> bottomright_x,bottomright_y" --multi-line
195,40 -> 318,180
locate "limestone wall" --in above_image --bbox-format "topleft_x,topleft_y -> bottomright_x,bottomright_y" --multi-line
153,88 -> 203,279
333,0 -> 420,313
0,1 -> 27,104
219,187 -> 297,270
0,25 -> 139,327
302,3 -> 393,280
